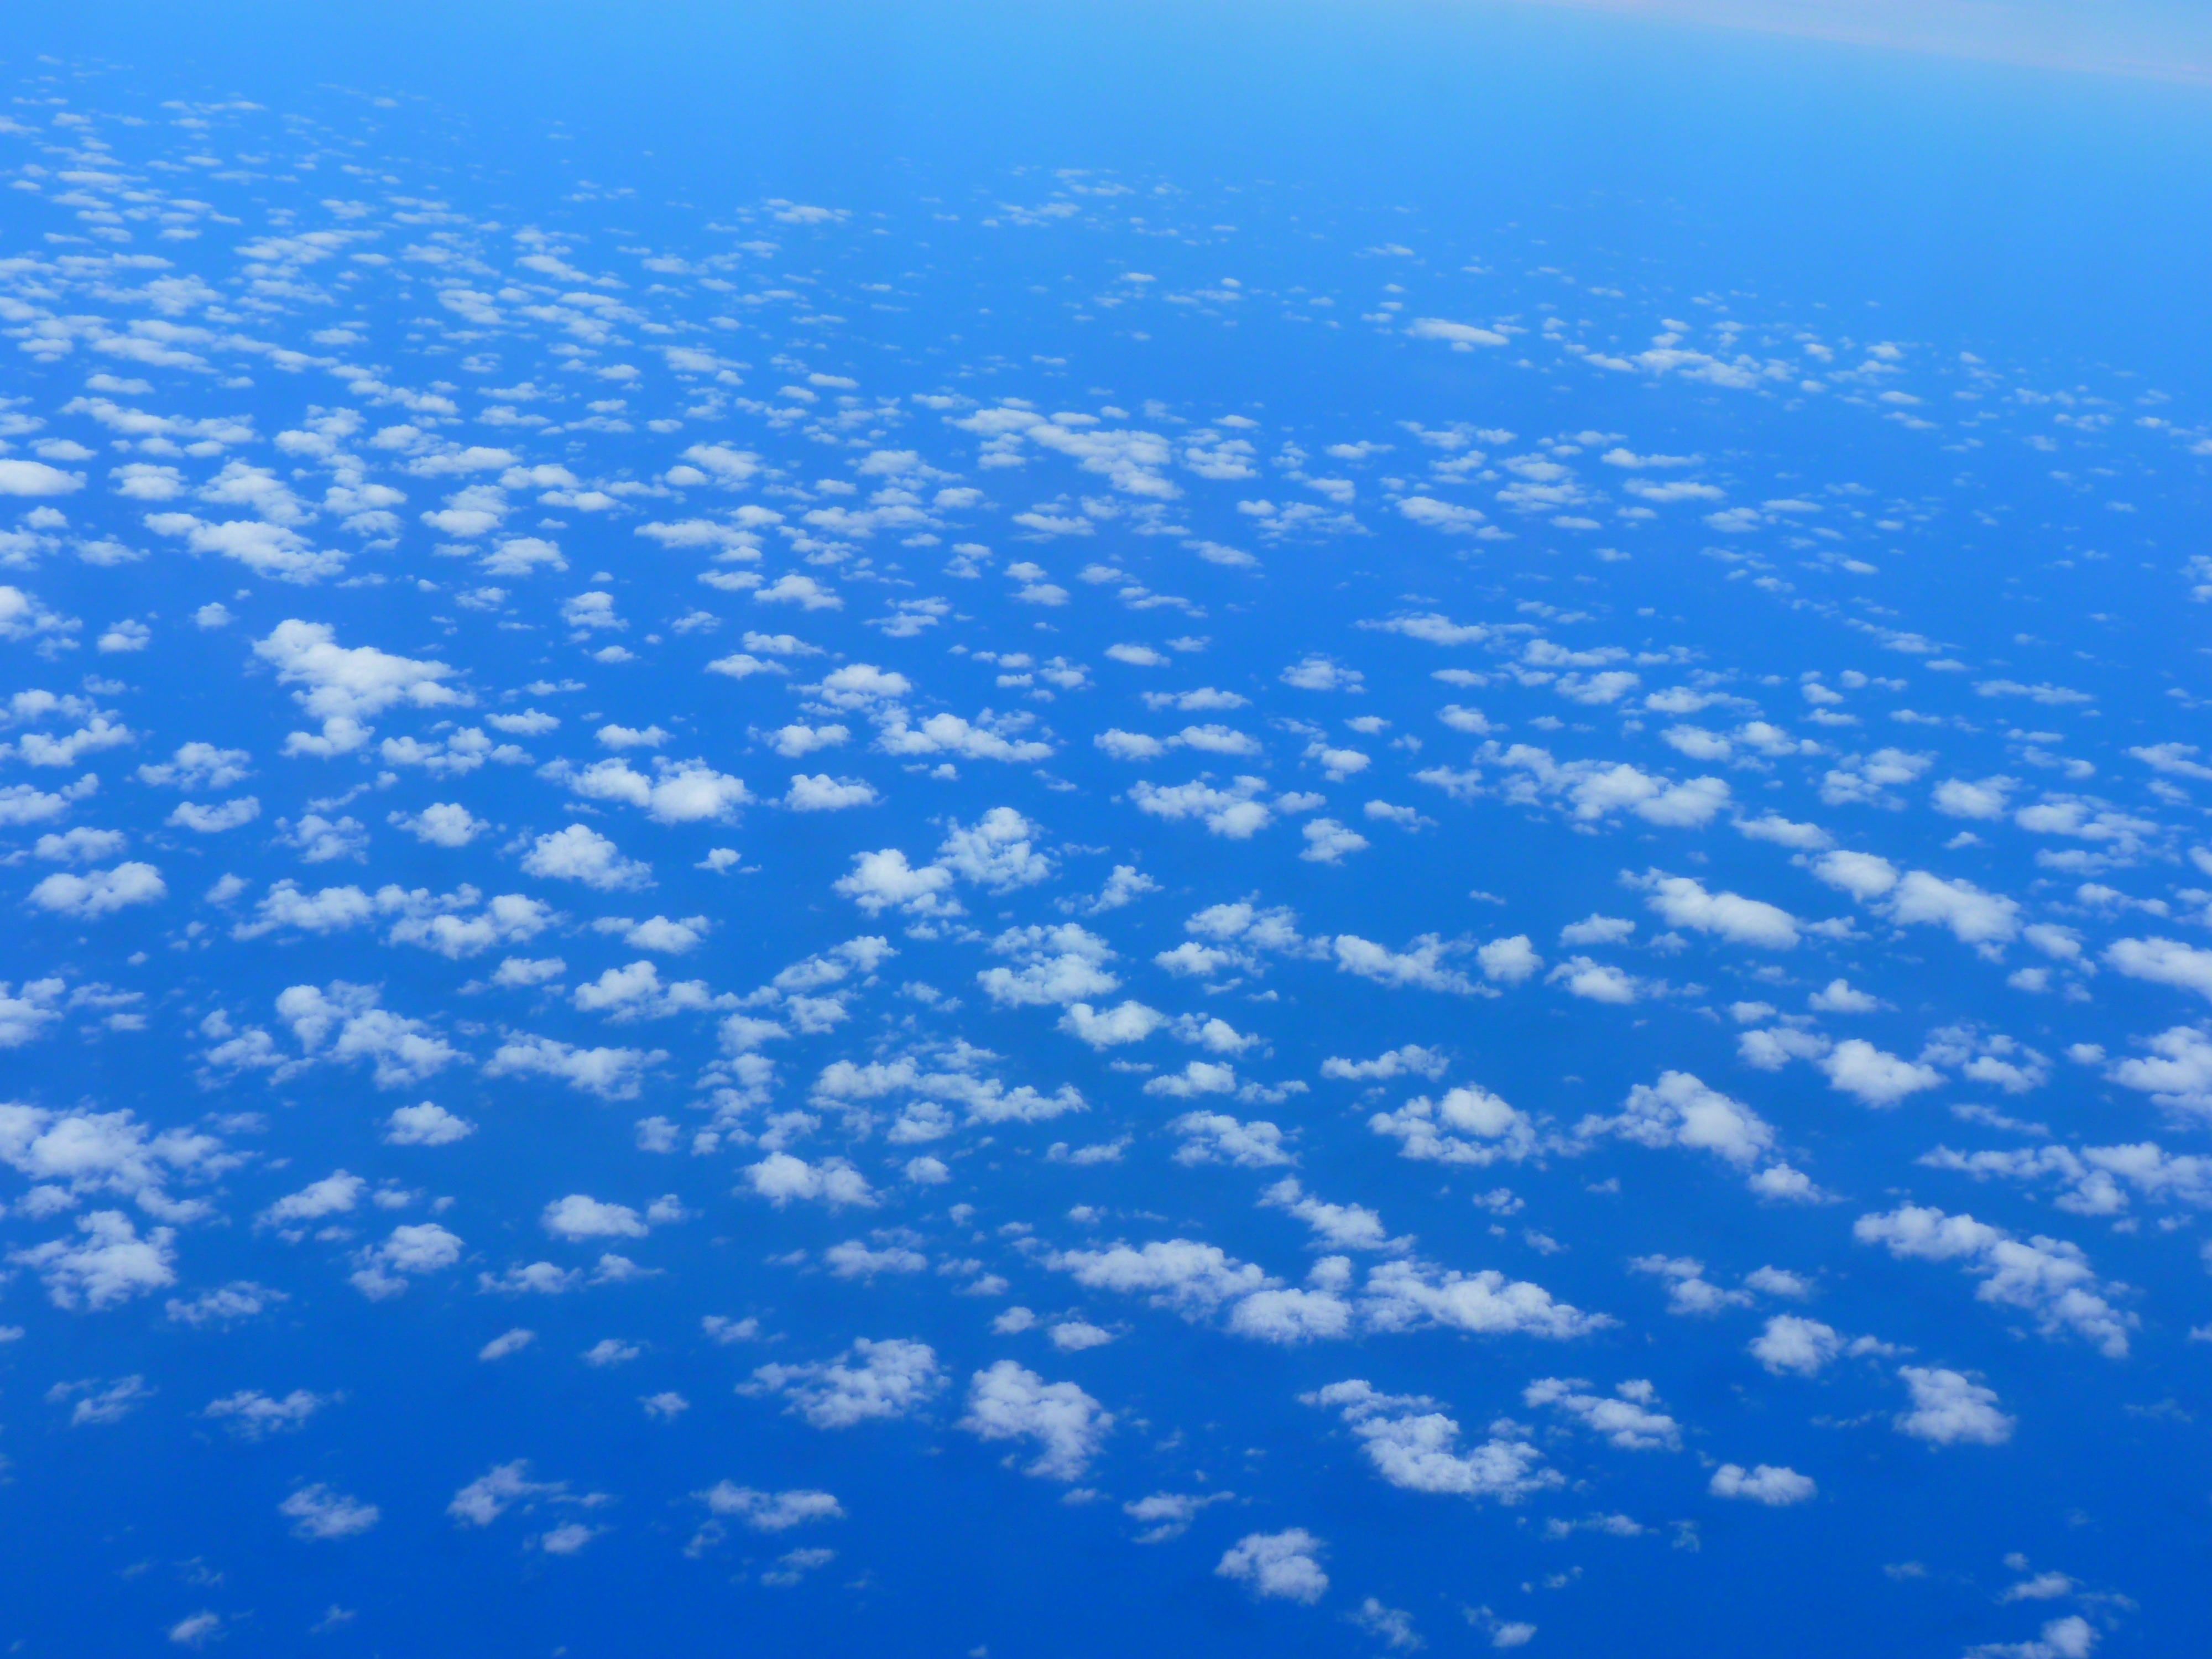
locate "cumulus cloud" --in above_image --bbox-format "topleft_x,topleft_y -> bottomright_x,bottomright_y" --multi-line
1629,870 -> 1799,948
1708,1463 -> 1816,1505
27,862 -> 165,918
747,1338 -> 943,1428
958,1361 -> 1114,1480
521,825 -> 653,891
1894,1366 -> 2014,1446
1303,1379 -> 1557,1502
1854,1204 -> 2133,1358
1217,1529 -> 1329,1603
253,620 -> 463,756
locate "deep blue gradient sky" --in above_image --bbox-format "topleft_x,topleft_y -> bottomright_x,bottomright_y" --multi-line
3,7 -> 2210,1656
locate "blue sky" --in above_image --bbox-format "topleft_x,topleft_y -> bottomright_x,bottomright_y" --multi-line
2,6 -> 2210,1655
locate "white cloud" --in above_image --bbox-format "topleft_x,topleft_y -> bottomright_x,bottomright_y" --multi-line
447,1460 -> 566,1526
280,1484 -> 381,1540
1322,1045 -> 1449,1082
958,1361 -> 1114,1480
834,847 -> 957,916
253,620 -> 463,755
748,1338 -> 943,1428
785,774 -> 879,811
27,862 -> 165,917
1821,1039 -> 1942,1107
542,1194 -> 648,1240
978,924 -> 1118,1008
1303,1379 -> 1557,1501
1708,1463 -> 1815,1505
1129,775 -> 1275,838
1047,1239 -> 1272,1317
1578,1071 -> 1778,1172
1855,1204 -> 2133,1358
1630,870 -> 1798,948
1885,871 -> 2021,951
743,1151 -> 877,1208
1477,935 -> 1542,984
521,824 -> 653,890
2105,937 -> 2212,1001
938,807 -> 1052,889
1523,1377 -> 1680,1450
486,1035 -> 662,1099
10,1210 -> 176,1308
1333,933 -> 1477,994
384,1102 -> 475,1146
1812,849 -> 1899,900
205,1389 -> 328,1439
553,757 -> 749,825
1370,1085 -> 1536,1167
390,802 -> 487,847
0,459 -> 84,496
696,1484 -> 844,1532
1059,1000 -> 1166,1048
1217,1529 -> 1329,1603
349,1222 -> 464,1300
2107,1026 -> 2212,1115
875,707 -> 1051,763
1894,1365 -> 2014,1446
1280,654 -> 1364,691
1749,1315 -> 1844,1376
1301,818 -> 1370,863
1173,1110 -> 1295,1167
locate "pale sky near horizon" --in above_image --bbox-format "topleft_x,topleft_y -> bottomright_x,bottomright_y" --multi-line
1505,0 -> 2212,84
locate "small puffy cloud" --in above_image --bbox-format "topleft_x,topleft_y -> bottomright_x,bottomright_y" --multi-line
1821,1039 -> 1941,1107
1524,1376 -> 1680,1450
1129,775 -> 1275,838
1301,818 -> 1370,863
834,848 -> 956,916
1579,1071 -> 1777,1171
744,1151 -> 877,1208
390,803 -> 488,847
349,1222 -> 465,1300
1334,933 -> 1477,995
2104,937 -> 2212,1002
1406,316 -> 1507,349
1281,654 -> 1364,692
1855,1204 -> 2132,1358
1059,1000 -> 1166,1048
785,774 -> 879,811
542,1194 -> 648,1241
11,1210 -> 176,1308
1885,871 -> 2021,951
1302,1379 -> 1556,1503
1477,935 -> 1542,984
554,757 -> 749,825
486,1035 -> 663,1100
1894,1365 -> 2014,1446
0,459 -> 85,496
2106,1026 -> 2212,1115
1749,1315 -> 1843,1377
1811,849 -> 1899,900
696,1484 -> 844,1532
385,1102 -> 474,1145
280,1484 -> 382,1540
1629,870 -> 1798,949
521,825 -> 653,891
1217,1528 -> 1329,1604
27,862 -> 165,918
747,1338 -> 943,1428
253,620 -> 463,755
958,1360 -> 1114,1480
1708,1463 -> 1815,1505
